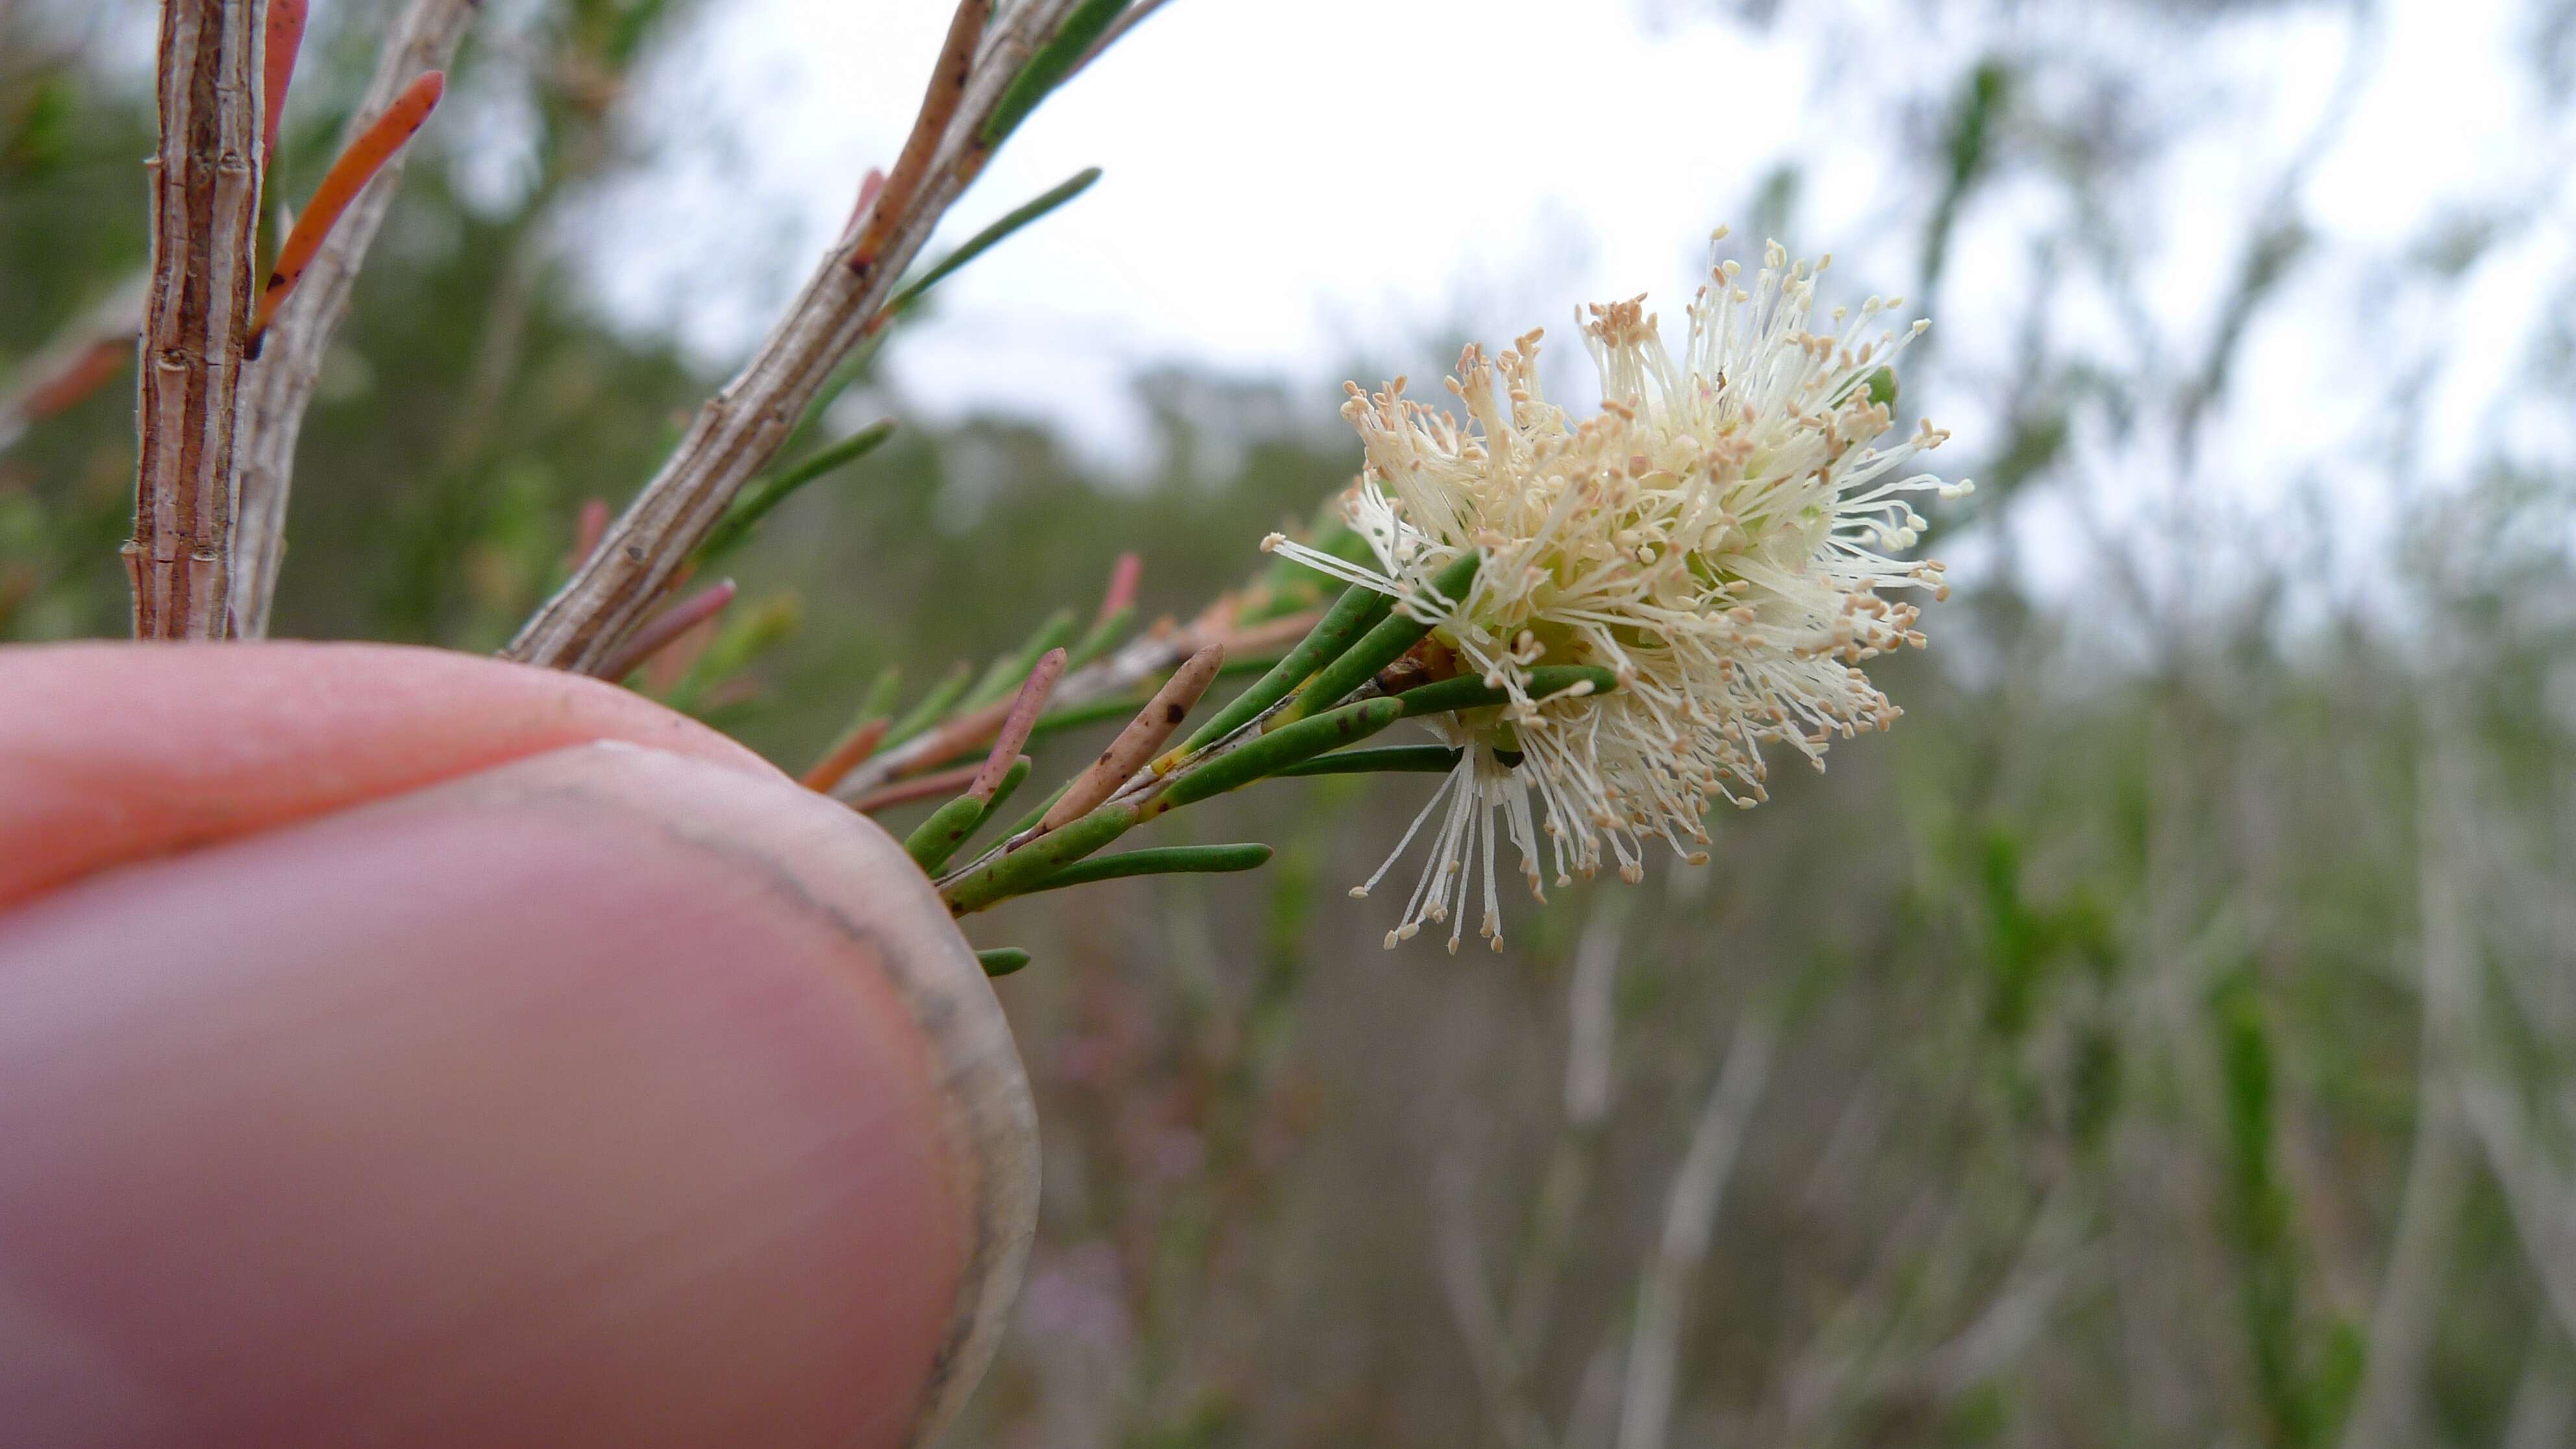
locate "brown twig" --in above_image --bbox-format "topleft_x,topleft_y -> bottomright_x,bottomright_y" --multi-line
230,0 -> 478,636
503,0 -> 1097,675
1037,643 -> 1222,832
127,0 -> 267,639
847,0 -> 986,272
830,606 -> 1315,805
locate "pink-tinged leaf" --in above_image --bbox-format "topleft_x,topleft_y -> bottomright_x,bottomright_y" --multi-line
599,578 -> 737,682
849,761 -> 985,814
16,340 -> 128,425
800,716 -> 891,793
1100,551 -> 1142,619
569,497 -> 610,569
839,167 -> 887,247
968,648 -> 1066,803
249,70 -> 445,348
1039,644 -> 1223,833
260,0 -> 310,168
847,0 -> 986,272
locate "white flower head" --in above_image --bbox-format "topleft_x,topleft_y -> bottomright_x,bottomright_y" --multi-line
1265,232 -> 1970,953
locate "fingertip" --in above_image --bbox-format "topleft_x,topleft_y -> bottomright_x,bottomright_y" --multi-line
0,741 -> 1035,1446
0,641 -> 781,907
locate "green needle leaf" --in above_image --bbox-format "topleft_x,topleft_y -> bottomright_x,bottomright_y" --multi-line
695,419 -> 895,564
934,754 -> 1035,867
803,665 -> 904,792
1024,843 -> 1273,893
905,792 -> 987,873
977,947 -> 1033,977
1289,553 -> 1481,719
980,0 -> 1128,148
1174,580 -> 1394,759
1152,697 -> 1407,815
1069,601 -> 1134,669
979,753 -> 1034,822
784,171 -> 1100,458
665,596 -> 799,716
943,802 -> 1141,914
1031,656 -> 1291,746
1831,364 -> 1898,410
887,167 -> 1102,318
993,777 -> 1075,843
899,763 -> 1035,881
858,664 -> 904,721
887,662 -> 974,747
1269,745 -> 1464,778
1032,691 -> 1154,738
1393,665 -> 1618,719
1239,515 -> 1370,624
964,608 -> 1077,712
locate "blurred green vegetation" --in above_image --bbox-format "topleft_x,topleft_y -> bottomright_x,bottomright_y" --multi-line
6,3 -> 2575,1447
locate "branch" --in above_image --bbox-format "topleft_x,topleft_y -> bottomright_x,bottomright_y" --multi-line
503,0 -> 1092,675
2336,732 -> 2477,1449
127,0 -> 267,639
230,0 -> 478,637
1615,1015 -> 1775,1449
1504,898 -> 1629,1364
1437,900 -> 1632,1449
1908,1184 -> 2096,1404
830,608 -> 1315,805
2411,699 -> 2576,1348
1432,1155 -> 1559,1449
2502,1333 -> 2576,1449
1032,643 -> 1220,832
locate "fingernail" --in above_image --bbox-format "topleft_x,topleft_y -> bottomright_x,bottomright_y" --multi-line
0,742 -> 1035,1446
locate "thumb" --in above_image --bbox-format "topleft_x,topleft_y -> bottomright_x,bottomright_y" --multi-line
0,741 -> 1035,1447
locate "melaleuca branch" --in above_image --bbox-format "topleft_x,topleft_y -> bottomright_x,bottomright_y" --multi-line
232,0 -> 476,636
503,0 -> 1135,676
828,606 -> 1320,805
856,237 -> 1966,966
122,0 -> 461,638
128,0 -> 269,638
841,549 -> 1618,970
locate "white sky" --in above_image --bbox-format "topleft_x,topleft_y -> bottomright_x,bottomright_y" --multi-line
592,0 -> 1860,466
71,0 -> 2576,612
580,0 -> 2573,576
